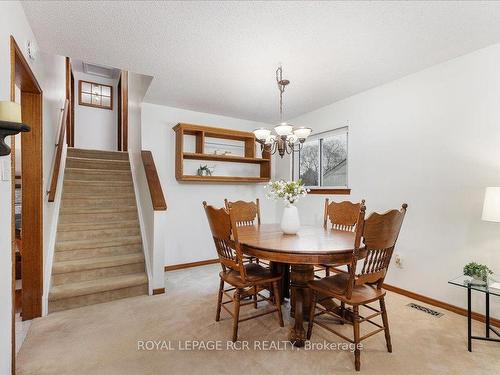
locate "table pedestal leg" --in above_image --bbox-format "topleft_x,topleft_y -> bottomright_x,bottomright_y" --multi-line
270,262 -> 290,302
289,264 -> 314,347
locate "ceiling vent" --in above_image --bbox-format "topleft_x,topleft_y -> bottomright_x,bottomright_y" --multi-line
82,62 -> 117,79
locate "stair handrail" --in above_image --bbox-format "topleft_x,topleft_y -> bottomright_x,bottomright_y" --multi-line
47,99 -> 69,202
141,150 -> 167,210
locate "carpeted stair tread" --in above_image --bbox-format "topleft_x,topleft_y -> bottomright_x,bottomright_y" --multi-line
49,273 -> 148,301
59,205 -> 137,215
63,179 -> 133,187
57,220 -> 139,232
64,168 -> 132,182
56,226 -> 141,241
52,253 -> 145,274
63,195 -> 135,200
54,244 -> 143,262
67,148 -> 129,161
66,157 -> 130,170
56,235 -> 142,252
61,198 -> 137,209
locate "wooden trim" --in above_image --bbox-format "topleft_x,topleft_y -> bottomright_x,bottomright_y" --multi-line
121,71 -> 128,151
65,58 -> 73,146
383,283 -> 500,328
308,188 -> 351,195
179,175 -> 269,183
141,150 -> 167,211
70,70 -> 75,146
10,36 -> 42,94
47,99 -> 69,202
183,152 -> 269,164
165,259 -> 219,271
10,35 -> 44,375
20,92 -> 44,321
10,35 -> 16,375
117,75 -> 122,150
152,288 -> 166,295
173,122 -> 256,140
78,80 -> 113,110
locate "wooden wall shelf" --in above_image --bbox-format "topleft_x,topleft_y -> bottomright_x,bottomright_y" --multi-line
183,152 -> 268,164
173,123 -> 271,183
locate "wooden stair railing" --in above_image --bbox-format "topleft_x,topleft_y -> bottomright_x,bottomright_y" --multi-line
47,99 -> 69,202
141,150 -> 167,211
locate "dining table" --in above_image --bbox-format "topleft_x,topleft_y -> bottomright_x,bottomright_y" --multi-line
237,223 -> 360,347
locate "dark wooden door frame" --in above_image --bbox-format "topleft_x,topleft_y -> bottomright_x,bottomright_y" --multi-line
10,35 -> 44,374
117,70 -> 128,151
117,75 -> 122,149
70,70 -> 75,146
65,57 -> 74,147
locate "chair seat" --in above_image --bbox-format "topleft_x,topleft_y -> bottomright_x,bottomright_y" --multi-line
320,262 -> 348,267
318,263 -> 349,273
220,263 -> 281,288
308,273 -> 386,305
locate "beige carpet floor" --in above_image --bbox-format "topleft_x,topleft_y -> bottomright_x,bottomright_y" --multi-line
17,264 -> 500,375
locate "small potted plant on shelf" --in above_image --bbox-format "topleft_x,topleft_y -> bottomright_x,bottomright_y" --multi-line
463,262 -> 493,285
265,179 -> 309,235
196,164 -> 214,177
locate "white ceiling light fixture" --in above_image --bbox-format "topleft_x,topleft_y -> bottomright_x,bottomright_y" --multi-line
253,65 -> 312,158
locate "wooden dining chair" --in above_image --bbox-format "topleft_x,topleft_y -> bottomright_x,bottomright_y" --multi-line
203,201 -> 284,342
224,198 -> 265,265
316,199 -> 365,278
224,198 -> 261,226
307,203 -> 407,371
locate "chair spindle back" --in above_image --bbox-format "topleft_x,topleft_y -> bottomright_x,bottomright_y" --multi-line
203,201 -> 246,280
345,204 -> 408,298
324,199 -> 365,231
224,199 -> 261,226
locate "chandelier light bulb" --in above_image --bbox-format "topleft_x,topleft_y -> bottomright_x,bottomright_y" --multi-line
293,127 -> 312,140
253,128 -> 271,141
274,123 -> 293,136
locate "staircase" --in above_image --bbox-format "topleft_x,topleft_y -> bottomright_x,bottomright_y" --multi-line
48,148 -> 148,313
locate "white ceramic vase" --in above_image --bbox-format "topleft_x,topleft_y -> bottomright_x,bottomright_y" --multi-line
281,203 -> 300,235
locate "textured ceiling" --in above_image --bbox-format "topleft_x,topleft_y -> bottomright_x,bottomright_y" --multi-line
22,1 -> 500,123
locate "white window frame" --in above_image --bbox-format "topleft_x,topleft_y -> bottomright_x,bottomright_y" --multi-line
292,126 -> 349,188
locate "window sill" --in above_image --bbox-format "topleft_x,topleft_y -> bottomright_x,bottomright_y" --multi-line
307,188 -> 351,195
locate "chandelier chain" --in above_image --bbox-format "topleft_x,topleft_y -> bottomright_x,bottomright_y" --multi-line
276,66 -> 287,122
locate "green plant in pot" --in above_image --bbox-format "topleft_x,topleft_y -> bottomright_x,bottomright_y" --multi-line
196,164 -> 213,177
463,262 -> 493,285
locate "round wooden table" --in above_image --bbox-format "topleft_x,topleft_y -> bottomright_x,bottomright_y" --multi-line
238,224 -> 357,347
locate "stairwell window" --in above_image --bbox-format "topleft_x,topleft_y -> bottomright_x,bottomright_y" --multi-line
293,127 -> 349,193
79,80 -> 113,110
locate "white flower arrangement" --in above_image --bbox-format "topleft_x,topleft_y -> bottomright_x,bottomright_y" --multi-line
265,179 -> 309,205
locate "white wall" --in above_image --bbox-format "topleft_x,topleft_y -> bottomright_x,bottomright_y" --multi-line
126,71 -> 167,292
141,103 -> 278,266
0,1 -> 66,372
73,71 -> 118,151
281,42 -> 500,317
41,53 -> 67,317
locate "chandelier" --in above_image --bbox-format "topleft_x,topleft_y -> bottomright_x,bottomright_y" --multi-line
253,65 -> 312,158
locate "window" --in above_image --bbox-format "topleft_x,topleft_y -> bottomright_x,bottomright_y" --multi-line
294,127 -> 348,189
79,80 -> 113,110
